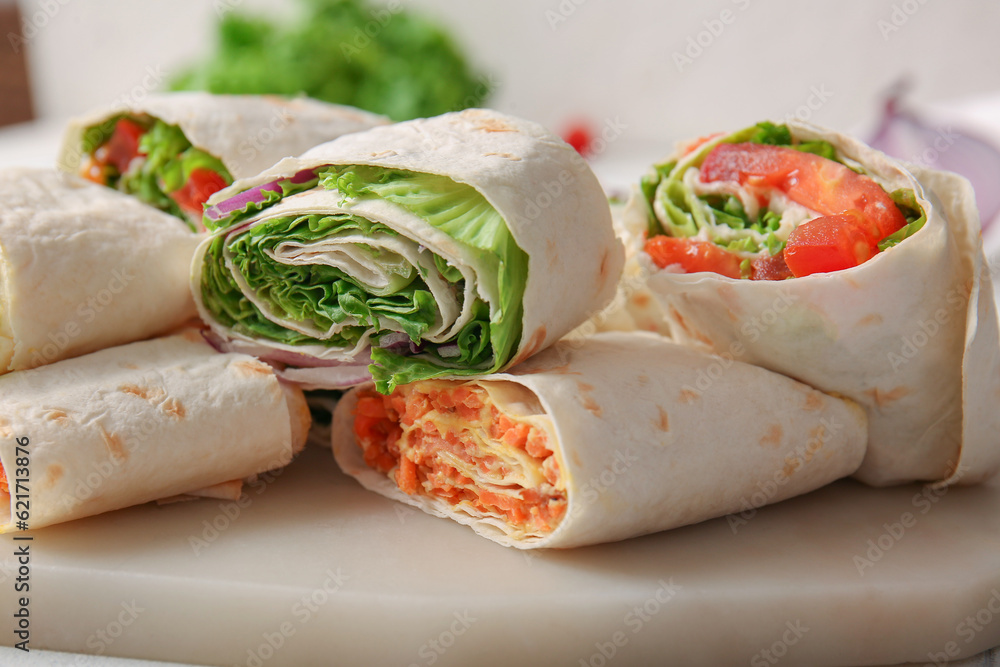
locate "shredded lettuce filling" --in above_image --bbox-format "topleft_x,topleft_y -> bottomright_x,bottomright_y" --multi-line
201,166 -> 528,393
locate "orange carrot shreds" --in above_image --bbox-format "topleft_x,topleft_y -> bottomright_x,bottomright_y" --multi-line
525,428 -> 552,458
356,395 -> 387,418
0,465 -> 8,495
542,456 -> 561,486
501,422 -> 531,450
354,380 -> 566,535
402,391 -> 432,426
396,455 -> 419,495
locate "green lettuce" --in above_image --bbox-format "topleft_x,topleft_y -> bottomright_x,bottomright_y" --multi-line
203,166 -> 529,393
169,0 -> 489,122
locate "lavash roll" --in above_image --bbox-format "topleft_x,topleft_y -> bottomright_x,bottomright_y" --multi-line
332,332 -> 868,549
0,168 -> 198,375
0,330 -> 310,533
622,121 -> 1000,487
59,92 -> 388,181
193,108 -> 623,393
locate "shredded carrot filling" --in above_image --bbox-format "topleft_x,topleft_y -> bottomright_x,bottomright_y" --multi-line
0,464 -> 8,495
354,382 -> 567,535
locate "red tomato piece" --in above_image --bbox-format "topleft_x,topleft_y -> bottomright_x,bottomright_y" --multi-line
562,122 -> 593,156
750,252 -> 794,281
783,214 -> 875,277
645,236 -> 742,279
700,143 -> 906,245
169,168 -> 229,215
105,118 -> 147,174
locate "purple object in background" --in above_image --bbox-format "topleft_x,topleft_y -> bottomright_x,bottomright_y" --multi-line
868,87 -> 1000,231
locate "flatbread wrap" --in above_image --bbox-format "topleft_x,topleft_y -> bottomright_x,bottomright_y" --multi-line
621,121 -> 1000,486
193,108 -> 623,393
0,330 -> 310,533
332,332 -> 868,549
0,168 -> 198,375
59,92 -> 387,228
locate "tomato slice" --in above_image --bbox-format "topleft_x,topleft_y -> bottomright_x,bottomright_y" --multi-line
700,143 -> 906,245
645,236 -> 742,279
750,252 -> 793,281
169,168 -> 229,216
783,214 -> 875,277
105,118 -> 147,175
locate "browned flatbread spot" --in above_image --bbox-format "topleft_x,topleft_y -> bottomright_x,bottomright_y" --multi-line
43,410 -> 72,426
121,363 -> 139,370
864,386 -> 911,408
581,395 -> 603,418
637,373 -> 650,386
802,391 -> 824,412
759,424 -> 783,449
99,427 -> 128,461
0,417 -> 12,439
120,384 -> 167,402
368,149 -> 399,159
43,464 -> 64,488
631,292 -> 651,308
679,389 -> 700,404
483,152 -> 522,161
233,360 -> 273,377
162,398 -> 186,419
473,117 -> 516,133
856,313 -> 883,327
668,307 -> 691,337
782,456 -> 802,478
654,407 -> 669,432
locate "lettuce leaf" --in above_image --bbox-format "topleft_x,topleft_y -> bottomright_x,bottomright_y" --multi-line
202,167 -> 529,393
319,165 -> 528,392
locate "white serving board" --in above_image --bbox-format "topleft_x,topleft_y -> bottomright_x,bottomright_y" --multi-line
1,443 -> 999,667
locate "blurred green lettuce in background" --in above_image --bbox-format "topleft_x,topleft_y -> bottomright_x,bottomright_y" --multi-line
170,0 -> 491,121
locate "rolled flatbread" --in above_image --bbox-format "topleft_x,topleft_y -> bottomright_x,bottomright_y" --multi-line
193,108 -> 623,393
0,330 -> 310,533
59,92 -> 387,228
620,121 -> 1000,486
0,168 -> 198,375
332,332 -> 868,549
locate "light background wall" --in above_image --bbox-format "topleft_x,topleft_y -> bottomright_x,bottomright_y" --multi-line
12,0 -> 1000,160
